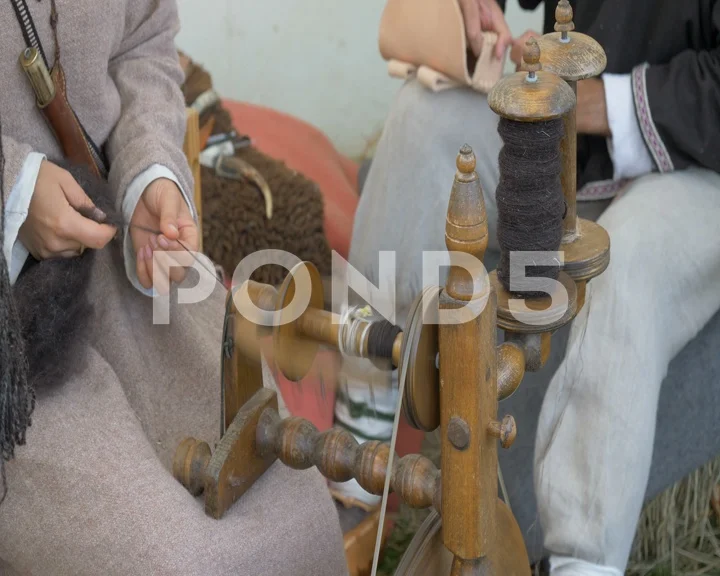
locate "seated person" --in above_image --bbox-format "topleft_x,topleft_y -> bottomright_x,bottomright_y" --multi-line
0,1 -> 346,574
349,0 -> 720,575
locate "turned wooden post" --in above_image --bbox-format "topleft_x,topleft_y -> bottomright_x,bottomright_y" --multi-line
555,0 -> 578,242
439,146 -> 496,563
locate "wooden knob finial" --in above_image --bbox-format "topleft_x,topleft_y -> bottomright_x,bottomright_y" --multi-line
487,415 -> 517,449
445,146 -> 489,301
173,437 -> 212,496
523,38 -> 542,78
554,0 -> 575,37
456,144 -> 476,176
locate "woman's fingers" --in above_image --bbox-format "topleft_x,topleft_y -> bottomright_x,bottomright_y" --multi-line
145,243 -> 196,294
136,245 -> 153,290
177,212 -> 199,254
459,0 -> 484,57
61,207 -> 117,250
135,231 -> 200,291
59,174 -> 117,248
150,246 -> 172,295
156,235 -> 196,284
491,7 -> 513,59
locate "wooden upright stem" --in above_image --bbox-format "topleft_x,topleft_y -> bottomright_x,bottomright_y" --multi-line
440,146 -> 496,561
440,290 -> 497,560
561,80 -> 578,242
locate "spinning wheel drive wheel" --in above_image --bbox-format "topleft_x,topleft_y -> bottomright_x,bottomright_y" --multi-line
394,500 -> 530,576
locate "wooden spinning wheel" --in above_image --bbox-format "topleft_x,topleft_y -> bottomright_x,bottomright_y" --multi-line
171,3 -> 611,573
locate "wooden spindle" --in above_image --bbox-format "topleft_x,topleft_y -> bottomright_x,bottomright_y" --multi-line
440,146 -> 496,561
256,409 -> 441,512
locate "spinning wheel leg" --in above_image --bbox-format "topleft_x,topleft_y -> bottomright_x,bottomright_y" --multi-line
173,388 -> 279,519
174,386 -> 442,519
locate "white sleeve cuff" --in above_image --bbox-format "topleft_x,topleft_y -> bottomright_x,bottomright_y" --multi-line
122,164 -> 197,297
3,152 -> 45,285
602,73 -> 654,180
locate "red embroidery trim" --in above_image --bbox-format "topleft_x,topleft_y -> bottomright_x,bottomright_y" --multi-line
577,179 -> 630,200
631,64 -> 674,173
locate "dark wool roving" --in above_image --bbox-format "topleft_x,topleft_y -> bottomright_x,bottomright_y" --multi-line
496,117 -> 565,298
11,162 -> 122,396
0,125 -> 33,499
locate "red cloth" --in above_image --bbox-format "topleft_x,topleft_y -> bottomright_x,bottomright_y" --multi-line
223,100 -> 359,258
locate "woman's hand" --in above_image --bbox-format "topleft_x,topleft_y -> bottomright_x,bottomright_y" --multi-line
19,160 -> 117,259
459,0 -> 512,60
130,178 -> 198,294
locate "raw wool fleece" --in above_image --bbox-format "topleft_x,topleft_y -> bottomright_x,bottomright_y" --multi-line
12,163 -> 123,392
181,58 -> 332,286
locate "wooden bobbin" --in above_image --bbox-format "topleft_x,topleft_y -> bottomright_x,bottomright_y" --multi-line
536,0 -> 611,288
487,39 -> 578,334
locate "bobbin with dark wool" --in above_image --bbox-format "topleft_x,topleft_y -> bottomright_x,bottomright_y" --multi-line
488,38 -> 579,334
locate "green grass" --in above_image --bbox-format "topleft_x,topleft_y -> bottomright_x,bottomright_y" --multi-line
646,569 -> 672,576
377,510 -> 429,576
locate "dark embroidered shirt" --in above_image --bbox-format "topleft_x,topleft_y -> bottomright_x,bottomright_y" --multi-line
503,0 -> 720,188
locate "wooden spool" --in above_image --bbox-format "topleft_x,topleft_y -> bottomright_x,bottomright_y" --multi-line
487,38 -> 578,335
535,0 -> 611,290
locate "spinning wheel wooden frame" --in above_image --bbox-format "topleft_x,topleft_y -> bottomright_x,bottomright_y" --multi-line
172,3 -> 610,573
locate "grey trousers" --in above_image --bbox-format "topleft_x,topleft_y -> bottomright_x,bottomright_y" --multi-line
350,79 -> 720,574
0,246 -> 347,576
